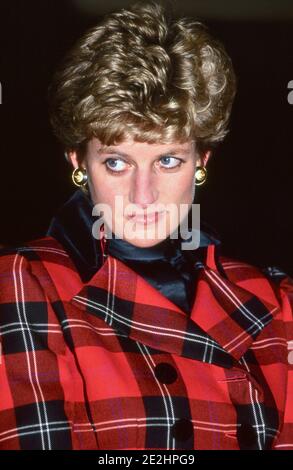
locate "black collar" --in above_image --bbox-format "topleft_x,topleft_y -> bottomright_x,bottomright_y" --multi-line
46,189 -> 222,283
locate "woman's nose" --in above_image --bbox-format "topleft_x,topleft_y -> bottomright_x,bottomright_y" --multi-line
129,172 -> 159,206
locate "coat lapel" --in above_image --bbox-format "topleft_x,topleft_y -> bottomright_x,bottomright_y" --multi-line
67,244 -> 281,369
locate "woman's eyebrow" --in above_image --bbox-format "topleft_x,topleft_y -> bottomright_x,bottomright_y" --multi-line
97,147 -> 128,157
97,147 -> 190,157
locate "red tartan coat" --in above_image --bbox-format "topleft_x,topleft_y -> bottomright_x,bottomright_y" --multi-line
0,234 -> 293,450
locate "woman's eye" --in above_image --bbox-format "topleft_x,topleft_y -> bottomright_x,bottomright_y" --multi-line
159,156 -> 182,169
104,158 -> 127,172
103,156 -> 183,174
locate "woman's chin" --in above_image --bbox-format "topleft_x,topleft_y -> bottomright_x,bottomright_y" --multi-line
112,225 -> 171,247
121,235 -> 168,248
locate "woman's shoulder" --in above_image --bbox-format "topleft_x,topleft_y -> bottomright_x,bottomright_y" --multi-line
0,236 -> 71,295
0,238 -> 56,320
218,251 -> 290,285
217,250 -> 293,317
0,236 -> 82,307
0,236 -> 68,265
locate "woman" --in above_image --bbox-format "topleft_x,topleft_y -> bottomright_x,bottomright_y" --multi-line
0,1 -> 292,451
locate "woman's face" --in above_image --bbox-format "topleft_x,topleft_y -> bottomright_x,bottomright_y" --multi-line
69,137 -> 210,247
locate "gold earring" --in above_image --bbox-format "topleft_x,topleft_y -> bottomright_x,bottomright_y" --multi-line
72,167 -> 88,188
194,166 -> 207,186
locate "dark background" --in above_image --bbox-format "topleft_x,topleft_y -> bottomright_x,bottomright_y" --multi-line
0,0 -> 292,275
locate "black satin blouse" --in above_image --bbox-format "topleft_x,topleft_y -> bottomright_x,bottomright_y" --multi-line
46,189 -> 221,315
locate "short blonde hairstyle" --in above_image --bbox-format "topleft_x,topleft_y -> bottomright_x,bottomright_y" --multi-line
48,1 -> 237,160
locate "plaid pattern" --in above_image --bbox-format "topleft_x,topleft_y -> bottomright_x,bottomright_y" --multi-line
0,236 -> 293,450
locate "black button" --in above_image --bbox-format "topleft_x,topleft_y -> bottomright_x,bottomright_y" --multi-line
237,424 -> 256,448
154,362 -> 178,384
172,418 -> 193,441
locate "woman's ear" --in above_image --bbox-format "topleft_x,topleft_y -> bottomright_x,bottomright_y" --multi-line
196,150 -> 212,167
66,150 -> 79,169
202,150 -> 212,167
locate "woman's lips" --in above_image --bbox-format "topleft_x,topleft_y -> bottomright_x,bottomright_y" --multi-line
128,212 -> 164,225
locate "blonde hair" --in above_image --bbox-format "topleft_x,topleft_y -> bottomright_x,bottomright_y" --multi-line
48,1 -> 237,160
